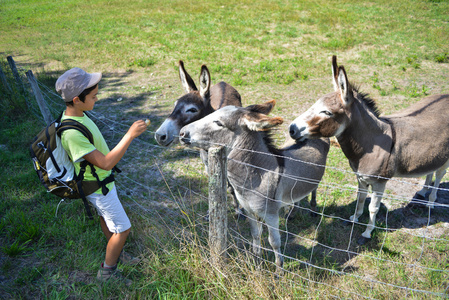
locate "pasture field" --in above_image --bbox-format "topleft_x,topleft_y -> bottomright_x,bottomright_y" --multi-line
1,0 -> 449,299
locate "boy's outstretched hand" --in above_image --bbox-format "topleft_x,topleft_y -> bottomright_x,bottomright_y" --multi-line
84,119 -> 151,171
128,120 -> 149,139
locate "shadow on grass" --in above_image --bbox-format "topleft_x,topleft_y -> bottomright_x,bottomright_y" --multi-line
276,181 -> 449,273
388,181 -> 449,228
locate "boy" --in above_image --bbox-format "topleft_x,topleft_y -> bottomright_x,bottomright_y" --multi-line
56,67 -> 148,284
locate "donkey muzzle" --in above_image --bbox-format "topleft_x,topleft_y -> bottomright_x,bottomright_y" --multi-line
289,123 -> 307,140
179,130 -> 191,145
155,132 -> 168,144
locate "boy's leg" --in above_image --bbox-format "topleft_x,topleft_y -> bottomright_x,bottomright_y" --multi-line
105,228 -> 130,266
87,186 -> 134,268
99,217 -> 138,266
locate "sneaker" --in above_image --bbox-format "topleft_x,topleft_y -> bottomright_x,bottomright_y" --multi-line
118,251 -> 140,266
97,263 -> 132,286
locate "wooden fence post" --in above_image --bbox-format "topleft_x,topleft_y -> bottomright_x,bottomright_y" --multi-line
208,146 -> 228,266
26,70 -> 53,125
7,56 -> 24,93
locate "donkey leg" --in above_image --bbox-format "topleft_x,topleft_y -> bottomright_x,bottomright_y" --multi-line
248,217 -> 263,259
428,168 -> 447,209
228,183 -> 245,219
200,149 -> 209,174
359,181 -> 387,244
417,173 -> 433,198
265,214 -> 283,273
285,193 -> 309,220
310,188 -> 317,213
350,179 -> 369,223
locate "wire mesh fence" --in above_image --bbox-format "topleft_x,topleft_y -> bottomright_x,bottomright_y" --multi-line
3,57 -> 449,298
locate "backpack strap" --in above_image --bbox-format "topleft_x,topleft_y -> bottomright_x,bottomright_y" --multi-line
44,125 -> 62,173
57,120 -> 96,219
77,160 -> 94,219
57,120 -> 94,144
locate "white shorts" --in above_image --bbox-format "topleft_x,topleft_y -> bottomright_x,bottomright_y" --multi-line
86,185 -> 131,233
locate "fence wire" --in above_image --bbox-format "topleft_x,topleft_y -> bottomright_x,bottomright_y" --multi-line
8,62 -> 449,298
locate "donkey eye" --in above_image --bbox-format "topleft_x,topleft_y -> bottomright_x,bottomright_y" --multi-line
186,107 -> 198,113
214,120 -> 224,127
320,110 -> 333,117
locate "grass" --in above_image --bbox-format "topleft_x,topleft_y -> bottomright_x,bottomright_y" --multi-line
2,0 -> 449,93
1,0 -> 449,298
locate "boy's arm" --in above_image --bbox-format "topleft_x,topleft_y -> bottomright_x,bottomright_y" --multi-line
83,120 -> 148,171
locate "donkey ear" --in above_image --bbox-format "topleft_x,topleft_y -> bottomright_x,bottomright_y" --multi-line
179,60 -> 198,93
332,55 -> 339,91
245,100 -> 276,115
242,113 -> 283,131
199,65 -> 211,100
337,66 -> 352,106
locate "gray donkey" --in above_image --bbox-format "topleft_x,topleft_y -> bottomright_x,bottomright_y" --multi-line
180,100 -> 329,271
289,55 -> 449,244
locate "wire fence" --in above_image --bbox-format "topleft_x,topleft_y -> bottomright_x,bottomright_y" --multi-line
3,57 -> 449,298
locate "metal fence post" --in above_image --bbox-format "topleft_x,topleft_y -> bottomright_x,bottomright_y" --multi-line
208,146 -> 228,266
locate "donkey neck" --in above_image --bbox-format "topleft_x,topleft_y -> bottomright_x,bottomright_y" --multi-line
228,131 -> 281,168
227,131 -> 282,181
337,98 -> 393,173
227,131 -> 283,200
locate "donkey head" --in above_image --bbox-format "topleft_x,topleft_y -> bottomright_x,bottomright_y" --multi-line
289,55 -> 354,141
155,60 -> 212,146
179,100 -> 282,151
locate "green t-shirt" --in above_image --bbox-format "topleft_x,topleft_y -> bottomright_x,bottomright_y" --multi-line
61,112 -> 114,194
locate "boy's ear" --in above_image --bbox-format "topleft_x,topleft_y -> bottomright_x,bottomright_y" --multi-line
72,96 -> 81,104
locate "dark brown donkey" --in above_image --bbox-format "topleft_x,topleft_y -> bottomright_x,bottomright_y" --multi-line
155,60 -> 242,147
155,61 -> 243,215
289,56 -> 449,244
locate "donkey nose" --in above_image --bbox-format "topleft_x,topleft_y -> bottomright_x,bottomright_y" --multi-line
179,130 -> 191,144
289,123 -> 305,140
289,124 -> 299,139
154,132 -> 166,143
159,133 -> 167,141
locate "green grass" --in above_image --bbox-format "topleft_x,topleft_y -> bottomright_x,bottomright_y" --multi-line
1,0 -> 449,298
2,0 -> 449,92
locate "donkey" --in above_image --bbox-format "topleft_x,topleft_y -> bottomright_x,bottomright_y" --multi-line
179,100 -> 329,271
155,61 -> 243,215
155,60 -> 242,147
289,55 -> 449,245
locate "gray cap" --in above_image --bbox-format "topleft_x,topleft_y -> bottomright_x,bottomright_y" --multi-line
55,67 -> 102,102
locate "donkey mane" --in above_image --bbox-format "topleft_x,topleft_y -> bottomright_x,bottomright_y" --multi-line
352,84 -> 380,118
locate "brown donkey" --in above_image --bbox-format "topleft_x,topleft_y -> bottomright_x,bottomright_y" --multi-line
289,56 -> 449,244
155,60 -> 242,147
155,61 -> 243,216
